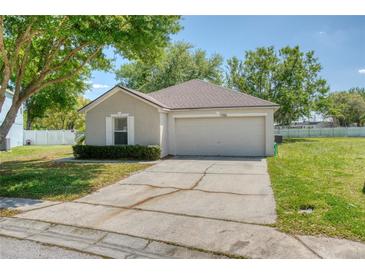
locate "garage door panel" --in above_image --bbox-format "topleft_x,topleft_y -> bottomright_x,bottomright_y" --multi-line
175,117 -> 265,156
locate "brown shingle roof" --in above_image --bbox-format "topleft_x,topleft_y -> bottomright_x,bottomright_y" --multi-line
80,79 -> 278,113
120,86 -> 169,108
146,79 -> 278,109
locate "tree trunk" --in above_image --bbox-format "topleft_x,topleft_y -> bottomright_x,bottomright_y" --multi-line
0,101 -> 21,147
0,94 -> 6,113
26,113 -> 32,130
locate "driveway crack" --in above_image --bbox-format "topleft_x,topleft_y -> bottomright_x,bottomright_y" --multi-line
128,189 -> 181,209
190,163 -> 215,190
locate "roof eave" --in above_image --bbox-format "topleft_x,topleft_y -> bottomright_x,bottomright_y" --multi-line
168,105 -> 280,111
78,85 -> 168,114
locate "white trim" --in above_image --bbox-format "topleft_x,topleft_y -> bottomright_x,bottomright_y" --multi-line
159,112 -> 168,157
127,116 -> 135,145
111,112 -> 129,118
226,113 -> 267,117
173,113 -> 220,119
105,116 -> 112,145
173,112 -> 268,119
158,109 -> 169,113
79,86 -> 164,113
112,116 -> 128,145
171,106 -> 279,112
81,87 -> 119,113
106,113 -> 135,146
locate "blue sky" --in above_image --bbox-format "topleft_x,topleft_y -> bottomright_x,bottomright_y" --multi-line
85,16 -> 365,100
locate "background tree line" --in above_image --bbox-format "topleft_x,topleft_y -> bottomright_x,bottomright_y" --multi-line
117,42 -> 364,127
28,42 -> 365,131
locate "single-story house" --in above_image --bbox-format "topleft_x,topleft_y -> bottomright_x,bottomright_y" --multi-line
0,90 -> 24,150
79,79 -> 279,157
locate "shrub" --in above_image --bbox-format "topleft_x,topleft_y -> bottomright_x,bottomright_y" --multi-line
72,145 -> 161,160
75,134 -> 85,145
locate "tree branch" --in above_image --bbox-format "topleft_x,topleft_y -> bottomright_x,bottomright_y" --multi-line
0,16 -> 12,111
21,46 -> 102,101
46,42 -> 90,73
10,23 -> 33,68
0,16 -> 37,111
13,42 -> 31,101
40,16 -> 71,74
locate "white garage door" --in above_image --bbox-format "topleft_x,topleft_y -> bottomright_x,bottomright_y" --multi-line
175,116 -> 265,156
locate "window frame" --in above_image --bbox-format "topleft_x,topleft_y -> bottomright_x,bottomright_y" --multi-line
112,116 -> 128,145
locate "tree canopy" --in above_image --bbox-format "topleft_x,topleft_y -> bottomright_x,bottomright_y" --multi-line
325,89 -> 365,127
226,46 -> 329,125
24,79 -> 88,129
0,15 -> 181,143
116,41 -> 224,92
31,96 -> 90,131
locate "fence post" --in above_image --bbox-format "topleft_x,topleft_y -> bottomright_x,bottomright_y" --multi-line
62,130 -> 65,145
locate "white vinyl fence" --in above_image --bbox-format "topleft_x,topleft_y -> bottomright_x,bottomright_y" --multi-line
275,127 -> 365,138
23,130 -> 76,145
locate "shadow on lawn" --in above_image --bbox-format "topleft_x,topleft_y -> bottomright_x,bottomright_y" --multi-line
0,159 -> 104,200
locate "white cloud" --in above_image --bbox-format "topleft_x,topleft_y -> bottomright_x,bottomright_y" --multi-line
318,31 -> 326,35
358,69 -> 365,75
92,83 -> 110,89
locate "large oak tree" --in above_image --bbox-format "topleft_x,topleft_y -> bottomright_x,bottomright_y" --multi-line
0,15 -> 181,144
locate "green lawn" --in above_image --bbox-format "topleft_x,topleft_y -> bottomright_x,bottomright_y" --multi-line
267,138 -> 365,242
0,146 -> 150,201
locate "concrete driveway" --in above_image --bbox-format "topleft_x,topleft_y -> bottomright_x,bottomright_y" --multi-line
78,156 -> 277,225
13,157 -> 328,258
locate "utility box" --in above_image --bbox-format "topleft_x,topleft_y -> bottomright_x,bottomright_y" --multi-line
274,135 -> 283,144
0,138 -> 11,151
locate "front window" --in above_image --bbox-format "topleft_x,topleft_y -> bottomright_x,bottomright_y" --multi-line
113,117 -> 128,145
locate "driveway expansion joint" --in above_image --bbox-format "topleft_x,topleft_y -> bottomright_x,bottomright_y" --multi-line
0,217 -> 231,258
290,234 -> 323,259
119,182 -> 271,197
0,233 -> 112,259
70,200 -> 274,227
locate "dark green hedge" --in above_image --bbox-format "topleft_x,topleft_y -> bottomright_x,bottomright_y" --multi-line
72,145 -> 161,160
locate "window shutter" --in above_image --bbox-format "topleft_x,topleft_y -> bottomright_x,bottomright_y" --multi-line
105,116 -> 112,145
127,116 -> 135,145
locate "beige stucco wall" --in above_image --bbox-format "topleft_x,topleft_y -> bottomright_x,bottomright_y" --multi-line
85,90 -> 160,146
166,107 -> 276,156
85,89 -> 277,157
